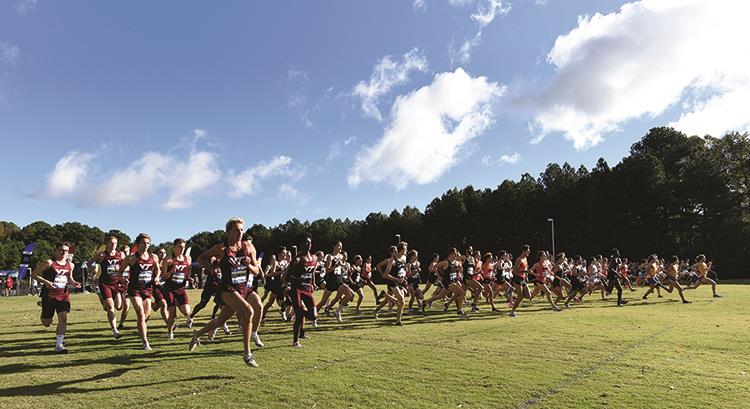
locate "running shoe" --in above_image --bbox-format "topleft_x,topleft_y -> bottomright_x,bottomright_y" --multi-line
252,333 -> 265,348
189,332 -> 200,351
186,317 -> 193,328
292,342 -> 302,348
312,319 -> 319,328
713,294 -> 722,298
55,345 -> 68,354
167,332 -> 174,341
508,311 -> 517,317
335,309 -> 343,323
143,342 -> 152,351
223,323 -> 231,335
244,354 -> 259,367
208,328 -> 217,342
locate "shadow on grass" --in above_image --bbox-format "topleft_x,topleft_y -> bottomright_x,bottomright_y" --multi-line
0,365 -> 233,396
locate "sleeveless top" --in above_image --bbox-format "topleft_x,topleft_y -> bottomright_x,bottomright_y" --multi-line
128,253 -> 158,290
463,256 -> 476,278
99,251 -> 123,285
42,259 -> 73,301
219,241 -> 252,291
166,256 -> 191,290
445,260 -> 459,281
290,255 -> 316,292
392,256 -> 407,280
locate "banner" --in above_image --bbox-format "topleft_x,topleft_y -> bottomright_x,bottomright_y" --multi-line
17,242 -> 36,280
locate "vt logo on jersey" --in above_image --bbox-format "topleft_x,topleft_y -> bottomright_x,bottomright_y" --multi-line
139,264 -> 152,271
174,265 -> 186,272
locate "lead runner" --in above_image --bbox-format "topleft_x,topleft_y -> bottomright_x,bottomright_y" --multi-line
189,217 -> 261,367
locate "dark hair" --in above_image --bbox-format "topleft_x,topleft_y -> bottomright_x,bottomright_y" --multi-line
173,238 -> 186,246
105,235 -> 118,242
135,233 -> 151,244
521,244 -> 530,253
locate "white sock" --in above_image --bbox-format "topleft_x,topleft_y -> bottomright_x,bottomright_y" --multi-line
251,331 -> 258,338
56,335 -> 64,347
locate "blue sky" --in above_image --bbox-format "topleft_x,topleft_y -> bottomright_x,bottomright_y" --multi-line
1,1 -> 748,243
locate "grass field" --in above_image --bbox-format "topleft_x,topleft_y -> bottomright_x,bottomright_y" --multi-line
1,283 -> 748,409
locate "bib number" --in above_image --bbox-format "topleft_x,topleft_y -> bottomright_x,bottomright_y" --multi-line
138,271 -> 152,285
397,268 -> 406,278
172,272 -> 185,284
53,274 -> 68,289
107,265 -> 119,276
231,267 -> 247,285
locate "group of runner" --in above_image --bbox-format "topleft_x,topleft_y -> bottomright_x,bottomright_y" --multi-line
30,217 -> 722,367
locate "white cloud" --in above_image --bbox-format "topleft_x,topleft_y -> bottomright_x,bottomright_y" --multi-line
0,43 -> 20,65
14,0 -> 38,14
34,131 -> 253,210
450,0 -> 510,65
481,152 -> 521,166
43,151 -> 91,197
228,156 -> 299,198
278,183 -> 308,204
527,0 -> 750,149
327,136 -> 357,162
353,48 -> 428,122
348,68 -> 503,189
163,150 -> 221,209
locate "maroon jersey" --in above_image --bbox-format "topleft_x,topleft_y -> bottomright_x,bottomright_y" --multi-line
98,251 -> 124,286
41,260 -> 73,302
128,253 -> 158,292
165,256 -> 191,290
219,241 -> 251,292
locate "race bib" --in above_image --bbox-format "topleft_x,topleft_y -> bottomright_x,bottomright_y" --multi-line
107,265 -> 119,276
466,267 -> 474,275
245,273 -> 255,288
397,267 -> 406,278
172,272 -> 185,284
231,267 -> 247,285
449,271 -> 457,280
54,274 -> 68,289
334,266 -> 343,276
138,271 -> 152,285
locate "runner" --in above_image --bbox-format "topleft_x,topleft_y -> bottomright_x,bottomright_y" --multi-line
686,255 -> 721,297
262,247 -> 289,323
359,255 -> 379,303
641,254 -> 670,300
509,245 -> 533,317
120,233 -> 160,350
161,238 -> 194,340
31,242 -> 81,353
662,255 -> 691,303
528,251 -> 563,311
462,248 -> 483,313
151,248 -> 170,330
315,242 -> 354,322
349,255 -> 366,313
188,263 -> 223,330
285,233 -> 318,347
405,250 -> 423,313
373,242 -> 409,325
429,248 -> 467,317
604,254 -> 628,307
189,217 -> 260,367
479,252 -> 498,312
89,235 -> 126,339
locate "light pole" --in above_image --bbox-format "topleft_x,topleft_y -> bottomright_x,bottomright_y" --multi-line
547,218 -> 555,257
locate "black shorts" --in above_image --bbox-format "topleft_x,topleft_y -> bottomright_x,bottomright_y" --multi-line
315,276 -> 326,289
552,277 -> 562,288
511,275 -> 527,286
570,276 -> 585,292
41,297 -> 70,319
325,279 -> 343,292
268,278 -> 285,297
441,277 -> 457,289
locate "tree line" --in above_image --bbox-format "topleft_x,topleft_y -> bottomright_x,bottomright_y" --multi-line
1,127 -> 747,278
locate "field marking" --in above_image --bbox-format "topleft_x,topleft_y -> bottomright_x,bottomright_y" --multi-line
514,325 -> 674,409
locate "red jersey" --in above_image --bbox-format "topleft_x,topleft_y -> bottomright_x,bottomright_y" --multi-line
42,260 -> 73,302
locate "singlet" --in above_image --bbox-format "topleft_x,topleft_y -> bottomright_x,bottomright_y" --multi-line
481,262 -> 494,279
361,262 -> 372,280
329,254 -> 347,283
514,258 -> 528,279
41,259 -> 73,301
445,260 -> 459,281
98,251 -> 123,285
166,256 -> 191,290
463,256 -> 476,279
392,256 -> 407,279
128,253 -> 158,289
220,241 -> 252,290
696,262 -> 708,277
290,255 -> 316,292
408,261 -> 420,278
